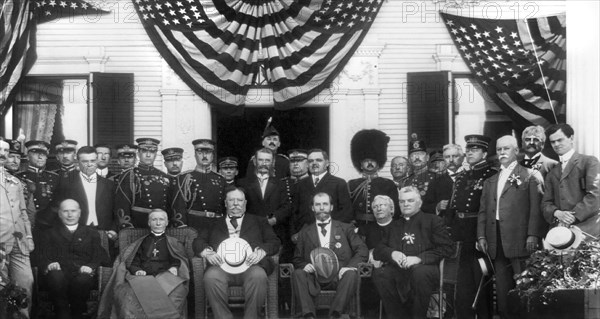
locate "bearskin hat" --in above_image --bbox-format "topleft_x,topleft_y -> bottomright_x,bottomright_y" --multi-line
350,129 -> 390,171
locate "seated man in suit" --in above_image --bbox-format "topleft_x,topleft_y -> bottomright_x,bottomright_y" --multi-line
373,186 -> 454,319
37,199 -> 109,319
292,192 -> 368,319
193,187 -> 281,319
97,209 -> 189,319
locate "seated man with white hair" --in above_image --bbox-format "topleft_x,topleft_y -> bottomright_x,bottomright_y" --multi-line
98,209 -> 189,319
372,186 -> 454,318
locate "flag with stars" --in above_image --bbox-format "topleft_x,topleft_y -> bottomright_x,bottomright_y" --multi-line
440,13 -> 566,130
131,0 -> 386,111
32,0 -> 109,23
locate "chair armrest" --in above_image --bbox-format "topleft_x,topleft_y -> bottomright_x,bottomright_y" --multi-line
279,263 -> 295,279
191,257 -> 205,319
358,262 -> 373,278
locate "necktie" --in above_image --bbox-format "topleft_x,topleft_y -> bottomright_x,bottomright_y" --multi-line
314,177 -> 320,187
230,216 -> 240,229
317,222 -> 328,236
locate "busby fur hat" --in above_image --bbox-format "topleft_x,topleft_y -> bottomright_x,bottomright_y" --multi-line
350,129 -> 390,172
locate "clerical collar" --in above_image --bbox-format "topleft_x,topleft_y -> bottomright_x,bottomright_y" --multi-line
377,219 -> 393,227
66,224 -> 79,232
151,231 -> 165,237
559,149 -> 575,164
524,153 -> 541,160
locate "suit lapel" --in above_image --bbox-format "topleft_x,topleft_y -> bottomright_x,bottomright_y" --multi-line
328,221 -> 341,249
561,152 -> 579,181
264,179 -> 276,201
488,174 -> 499,201
74,174 -> 89,224
307,223 -> 321,248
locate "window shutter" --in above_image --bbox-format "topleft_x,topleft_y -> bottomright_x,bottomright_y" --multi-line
91,73 -> 134,145
407,71 -> 450,152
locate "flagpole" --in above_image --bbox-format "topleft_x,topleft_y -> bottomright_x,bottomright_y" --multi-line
524,19 -> 559,124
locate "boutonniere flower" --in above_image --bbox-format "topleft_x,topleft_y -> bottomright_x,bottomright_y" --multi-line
508,174 -> 522,186
334,235 -> 341,240
335,242 -> 342,249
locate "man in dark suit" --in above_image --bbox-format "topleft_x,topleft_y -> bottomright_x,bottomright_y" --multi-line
477,135 -> 545,319
520,125 -> 558,177
422,143 -> 465,215
239,148 -> 292,261
193,187 -> 281,319
292,149 -> 353,237
542,123 -> 599,238
37,199 -> 109,319
53,146 -> 117,237
372,186 -> 454,319
292,192 -> 368,319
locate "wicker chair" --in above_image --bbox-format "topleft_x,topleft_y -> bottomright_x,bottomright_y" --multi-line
98,227 -> 202,319
194,254 -> 279,319
279,262 -> 372,318
436,241 -> 462,318
32,230 -> 110,319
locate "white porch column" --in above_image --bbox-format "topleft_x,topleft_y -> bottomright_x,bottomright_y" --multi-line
567,1 -> 599,157
329,88 -> 353,180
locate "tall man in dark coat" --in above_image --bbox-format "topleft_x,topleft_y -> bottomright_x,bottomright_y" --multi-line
171,139 -> 226,231
292,149 -> 353,237
478,135 -> 545,319
194,187 -> 281,319
37,199 -> 109,319
246,118 -> 290,178
348,130 -> 400,226
292,192 -> 368,319
114,138 -> 171,229
239,148 -> 292,261
520,125 -> 558,178
372,186 -> 454,319
421,143 -> 464,215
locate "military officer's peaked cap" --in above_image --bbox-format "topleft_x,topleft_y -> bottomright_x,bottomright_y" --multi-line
162,147 -> 184,161
116,144 -> 138,155
25,140 -> 51,154
465,134 -> 491,151
136,137 -> 160,150
408,133 -> 427,155
350,129 -> 390,171
6,139 -> 23,155
55,140 -> 78,152
261,117 -> 280,139
192,139 -> 215,150
429,150 -> 444,162
288,149 -> 308,161
218,156 -> 238,168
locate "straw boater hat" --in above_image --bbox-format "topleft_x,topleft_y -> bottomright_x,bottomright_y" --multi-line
216,237 -> 253,274
543,226 -> 584,253
310,247 -> 340,284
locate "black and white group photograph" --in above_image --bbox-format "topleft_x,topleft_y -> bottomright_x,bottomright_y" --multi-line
1,0 -> 598,318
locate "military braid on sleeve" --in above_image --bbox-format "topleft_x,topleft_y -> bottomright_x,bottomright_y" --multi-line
177,173 -> 197,209
115,171 -> 133,205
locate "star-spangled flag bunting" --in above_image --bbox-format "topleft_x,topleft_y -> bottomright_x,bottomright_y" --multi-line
1,0 -> 108,114
131,0 -> 386,112
440,13 -> 566,130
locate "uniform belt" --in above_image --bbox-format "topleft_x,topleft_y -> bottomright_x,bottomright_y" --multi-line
356,214 -> 375,222
131,206 -> 153,214
189,210 -> 223,218
457,212 -> 478,219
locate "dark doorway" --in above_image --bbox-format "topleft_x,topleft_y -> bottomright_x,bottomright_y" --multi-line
215,107 -> 330,177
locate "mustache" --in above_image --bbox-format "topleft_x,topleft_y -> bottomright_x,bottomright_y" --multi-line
499,155 -> 509,159
258,165 -> 270,170
269,142 -> 276,147
366,163 -> 375,168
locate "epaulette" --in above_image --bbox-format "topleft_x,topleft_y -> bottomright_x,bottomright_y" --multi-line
277,153 -> 289,160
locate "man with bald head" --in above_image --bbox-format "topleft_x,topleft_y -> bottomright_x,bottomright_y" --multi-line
37,199 -> 109,319
477,135 -> 545,319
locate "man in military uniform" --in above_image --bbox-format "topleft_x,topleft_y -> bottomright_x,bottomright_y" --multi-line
405,134 -> 438,196
114,138 -> 171,229
246,117 -> 290,178
162,147 -> 184,178
422,144 -> 465,215
428,150 -> 446,176
282,149 -> 310,209
16,140 -> 59,231
171,139 -> 226,231
115,144 -> 138,172
447,135 -> 496,319
95,143 -> 116,179
52,140 -> 78,177
348,130 -> 400,226
5,139 -> 23,173
390,156 -> 410,189
218,156 -> 239,186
